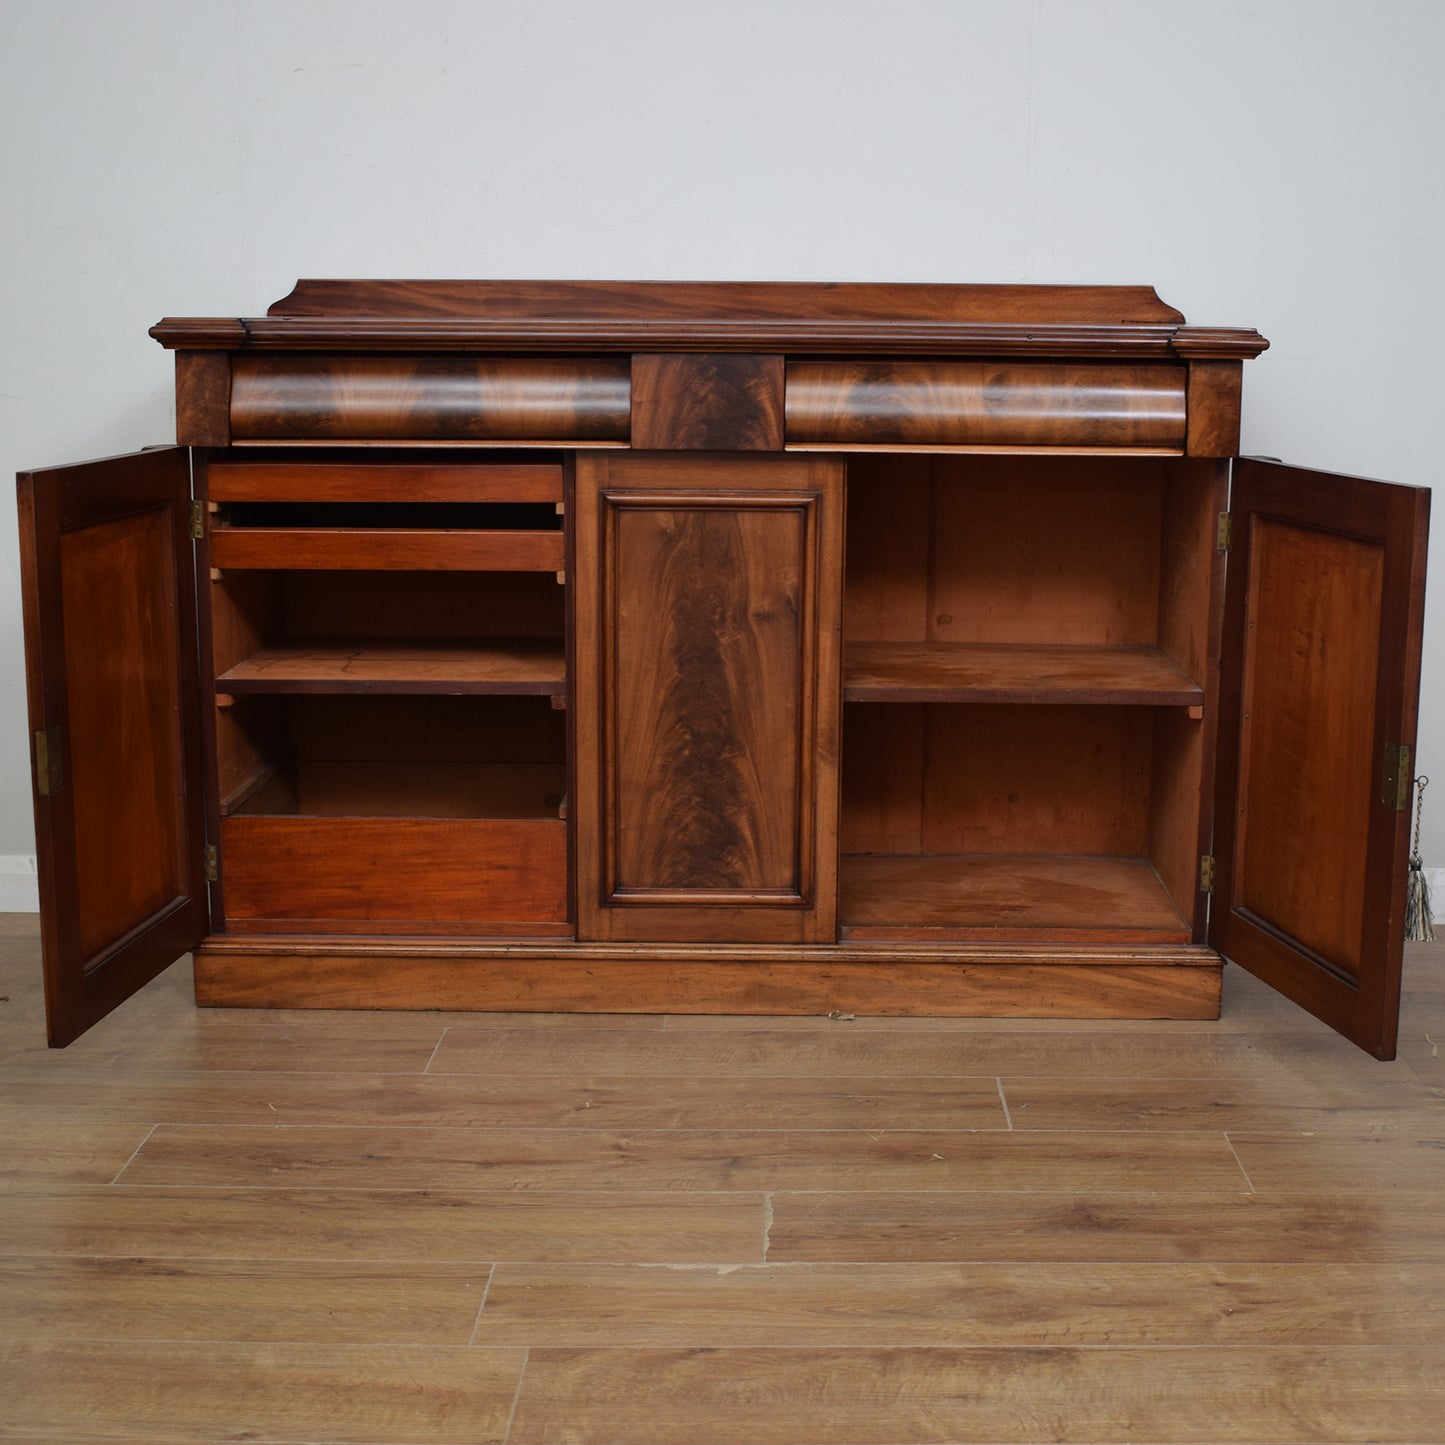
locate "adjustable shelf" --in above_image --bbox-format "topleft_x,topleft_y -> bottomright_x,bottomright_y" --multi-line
215,637 -> 566,697
843,642 -> 1203,707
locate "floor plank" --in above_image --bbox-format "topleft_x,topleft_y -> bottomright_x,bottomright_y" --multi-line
508,1344 -> 1445,1443
475,1259 -> 1443,1345
0,1339 -> 525,1444
0,1186 -> 766,1263
0,1067 -> 1007,1130
0,1112 -> 154,1185
115,1123 -> 1251,1193
1229,1124 -> 1445,1192
765,1189 -> 1445,1262
0,1256 -> 490,1344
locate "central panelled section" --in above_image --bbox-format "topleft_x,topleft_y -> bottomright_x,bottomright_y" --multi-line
574,454 -> 842,945
610,496 -> 805,896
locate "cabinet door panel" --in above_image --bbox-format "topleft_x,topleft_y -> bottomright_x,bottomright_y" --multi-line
574,454 -> 842,942
17,448 -> 207,1046
1212,459 -> 1428,1058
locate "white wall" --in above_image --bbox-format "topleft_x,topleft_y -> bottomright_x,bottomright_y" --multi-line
2,0 -> 1443,901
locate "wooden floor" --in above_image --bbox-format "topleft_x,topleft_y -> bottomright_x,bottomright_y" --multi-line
1,913 -> 1443,1443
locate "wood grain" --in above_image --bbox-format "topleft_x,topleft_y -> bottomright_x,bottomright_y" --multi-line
207,457 -> 563,503
631,353 -> 784,450
210,524 -> 564,571
508,1344 -> 1445,1443
192,944 -> 1219,1018
844,640 -> 1202,704
766,1188 -> 1445,1263
116,1123 -> 1249,1192
0,1339 -> 525,1444
173,350 -> 231,445
216,637 -> 565,695
787,360 -> 1187,449
0,1256 -> 491,1343
229,353 -> 631,440
475,1259 -> 1441,1345
220,815 -> 568,928
839,854 -> 1191,942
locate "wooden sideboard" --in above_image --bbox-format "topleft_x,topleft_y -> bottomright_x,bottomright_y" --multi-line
16,282 -> 1428,1056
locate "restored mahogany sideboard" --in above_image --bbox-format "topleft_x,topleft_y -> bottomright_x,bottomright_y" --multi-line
16,282 -> 1429,1056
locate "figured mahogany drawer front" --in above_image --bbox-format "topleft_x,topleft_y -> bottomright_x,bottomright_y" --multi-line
207,460 -> 563,504
785,361 -> 1188,450
230,355 -> 631,441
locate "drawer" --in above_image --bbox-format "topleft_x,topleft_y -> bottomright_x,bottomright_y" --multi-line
209,525 -> 564,571
220,815 -> 569,933
207,457 -> 564,504
230,355 -> 631,442
785,360 -> 1187,451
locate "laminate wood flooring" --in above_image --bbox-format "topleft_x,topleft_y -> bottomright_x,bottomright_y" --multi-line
1,911 -> 1442,1443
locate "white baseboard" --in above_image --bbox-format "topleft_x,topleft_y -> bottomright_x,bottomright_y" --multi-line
0,855 -> 39,912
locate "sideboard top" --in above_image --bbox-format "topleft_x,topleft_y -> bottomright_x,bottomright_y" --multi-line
150,280 -> 1268,360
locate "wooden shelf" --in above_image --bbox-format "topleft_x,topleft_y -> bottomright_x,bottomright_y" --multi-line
216,638 -> 565,696
843,642 -> 1203,706
840,853 -> 1192,943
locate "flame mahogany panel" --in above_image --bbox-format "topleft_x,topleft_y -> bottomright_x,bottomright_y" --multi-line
786,361 -> 1187,450
229,355 -> 631,441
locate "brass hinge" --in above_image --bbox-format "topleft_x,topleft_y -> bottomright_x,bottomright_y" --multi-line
189,500 -> 206,541
203,844 -> 219,883
1216,512 -> 1232,551
33,728 -> 62,796
1382,743 -> 1412,811
1199,854 -> 1216,893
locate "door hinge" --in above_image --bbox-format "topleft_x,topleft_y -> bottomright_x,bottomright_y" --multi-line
1199,854 -> 1215,893
1216,512 -> 1232,551
203,844 -> 219,883
33,728 -> 63,797
189,500 -> 206,541
1382,743 -> 1412,811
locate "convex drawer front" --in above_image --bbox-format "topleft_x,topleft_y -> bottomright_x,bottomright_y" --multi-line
229,356 -> 631,442
786,361 -> 1188,451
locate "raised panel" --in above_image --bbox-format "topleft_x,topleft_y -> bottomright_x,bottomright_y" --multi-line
574,454 -> 842,943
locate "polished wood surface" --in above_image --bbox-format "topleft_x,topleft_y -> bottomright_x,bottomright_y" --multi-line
173,350 -> 231,445
192,939 -> 1219,1016
210,524 -> 564,572
1,917 -> 1441,1442
631,354 -> 785,450
1213,460 -> 1430,1058
230,354 -> 631,441
216,638 -> 565,695
839,854 -> 1192,942
573,454 -> 842,944
220,816 -> 568,930
787,360 -> 1187,450
207,457 -> 563,503
16,450 -> 207,1046
1184,357 -> 1244,455
843,641 -> 1203,704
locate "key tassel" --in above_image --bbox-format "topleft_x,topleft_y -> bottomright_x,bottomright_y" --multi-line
1406,774 -> 1434,942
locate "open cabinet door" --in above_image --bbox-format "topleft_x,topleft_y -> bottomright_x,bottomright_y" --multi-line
17,448 -> 208,1046
1211,459 -> 1429,1058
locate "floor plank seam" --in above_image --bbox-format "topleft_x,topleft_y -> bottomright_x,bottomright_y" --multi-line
502,1345 -> 530,1444
762,1192 -> 774,1261
107,1124 -> 158,1185
1223,1132 -> 1259,1192
467,1261 -> 497,1346
421,1025 -> 452,1075
996,1076 -> 1013,1128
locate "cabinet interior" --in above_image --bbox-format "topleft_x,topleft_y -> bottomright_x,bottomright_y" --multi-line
839,454 -> 1223,942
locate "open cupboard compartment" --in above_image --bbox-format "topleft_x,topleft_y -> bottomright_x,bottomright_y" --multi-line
201,449 -> 571,938
839,453 -> 1225,943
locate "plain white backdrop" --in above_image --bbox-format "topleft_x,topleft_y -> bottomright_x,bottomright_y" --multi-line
1,0 -> 1442,905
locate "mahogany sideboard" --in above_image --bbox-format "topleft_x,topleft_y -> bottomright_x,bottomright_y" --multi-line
16,281 -> 1429,1056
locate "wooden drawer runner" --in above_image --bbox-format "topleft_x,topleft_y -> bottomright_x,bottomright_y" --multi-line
219,815 -> 569,934
209,526 -> 564,571
230,355 -> 631,441
785,361 -> 1187,450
